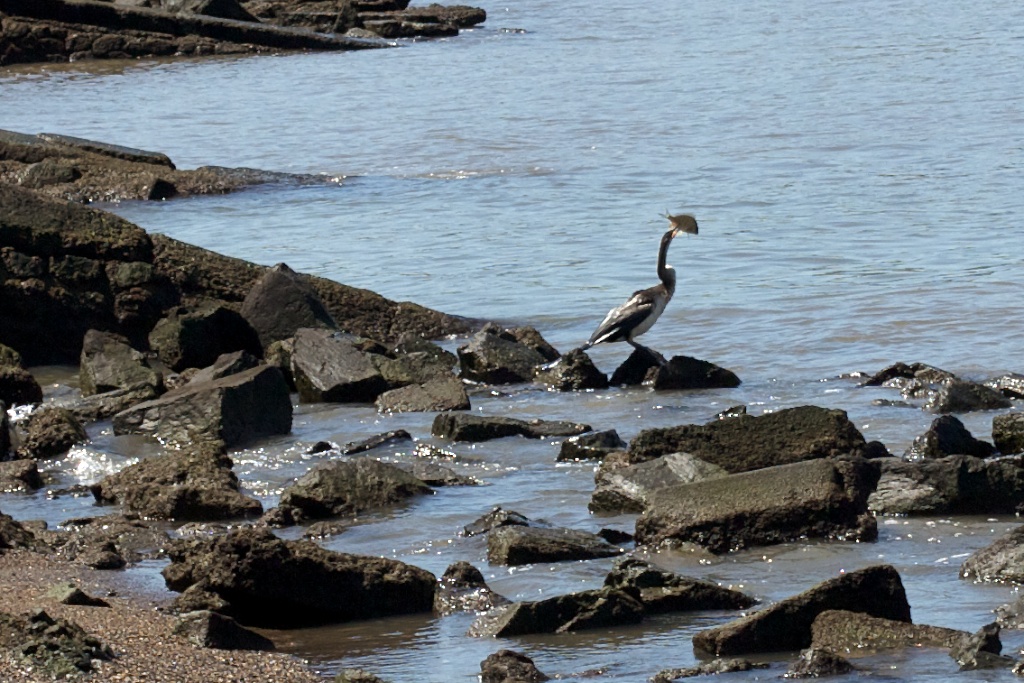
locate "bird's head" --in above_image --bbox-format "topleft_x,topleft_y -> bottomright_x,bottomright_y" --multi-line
662,212 -> 699,236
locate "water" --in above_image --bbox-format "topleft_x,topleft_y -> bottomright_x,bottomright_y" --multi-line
2,0 -> 1024,679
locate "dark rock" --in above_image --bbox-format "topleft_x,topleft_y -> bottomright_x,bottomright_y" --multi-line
987,374 -> 1024,399
18,158 -> 83,188
590,452 -> 728,514
869,455 -> 1024,515
627,405 -> 870,472
264,338 -> 295,389
646,355 -> 742,390
78,328 -> 160,396
173,0 -> 259,23
927,379 -> 1013,414
302,520 -> 353,539
339,429 -> 413,455
172,610 -> 275,651
486,525 -> 622,566
784,648 -> 854,678
606,346 -> 665,386
635,457 -> 879,553
949,622 -> 1014,670
112,363 -> 291,447
291,328 -> 390,403
16,406 -> 88,459
0,609 -> 113,677
0,343 -> 23,367
148,302 -> 262,372
240,262 -> 337,349
651,659 -> 767,682
374,348 -> 459,387
187,349 -> 261,385
463,507 -> 531,537
434,561 -> 509,616
432,412 -> 590,442
457,326 -> 547,384
170,584 -> 232,615
0,365 -> 43,407
557,429 -> 626,462
57,382 -> 160,424
862,361 -> 956,387
692,565 -> 911,656
0,509 -> 37,550
603,557 -> 755,613
904,414 -> 995,460
162,527 -> 436,627
90,444 -> 262,521
500,326 -> 560,362
961,524 -> 1024,584
278,457 -> 432,520
480,649 -> 549,683
811,609 -> 965,650
468,586 -> 644,637
0,458 -> 43,491
46,582 -> 110,607
375,375 -> 470,412
335,669 -> 391,683
533,348 -> 609,391
399,460 -> 478,486
994,413 -> 1024,455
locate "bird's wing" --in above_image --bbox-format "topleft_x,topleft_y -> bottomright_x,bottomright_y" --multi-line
587,290 -> 656,346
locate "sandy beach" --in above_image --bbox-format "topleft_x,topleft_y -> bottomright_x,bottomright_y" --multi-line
0,548 -> 324,683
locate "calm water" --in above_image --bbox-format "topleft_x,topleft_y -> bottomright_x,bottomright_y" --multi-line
2,0 -> 1024,680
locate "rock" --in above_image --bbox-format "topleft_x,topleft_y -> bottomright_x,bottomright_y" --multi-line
90,444 -> 262,521
187,349 -> 261,385
627,405 -> 871,472
0,509 -> 37,550
335,669 -> 392,683
651,659 -> 767,682
170,584 -> 232,615
868,455 -> 1024,515
0,458 -> 43,491
692,565 -> 911,656
457,326 -> 547,384
264,338 -> 295,389
462,507 -> 532,537
501,326 -> 560,362
927,379 -> 1013,414
291,328 -> 390,403
603,557 -> 755,613
960,524 -> 1024,584
0,343 -> 24,368
590,452 -> 729,514
78,329 -> 160,396
468,586 -> 644,637
784,648 -> 854,678
0,400 -> 8,460
112,363 -> 291,447
987,374 -> 1024,399
480,649 -> 549,683
240,262 -> 337,349
994,413 -> 1024,455
635,457 -> 879,553
557,429 -> 626,462
149,302 -> 262,372
399,460 -> 478,487
16,406 -> 88,459
173,0 -> 259,23
904,414 -> 995,460
863,361 -> 956,388
278,457 -> 432,521
609,347 -> 663,385
645,355 -> 742,390
0,609 -> 113,678
57,382 -> 160,424
432,413 -> 590,442
486,525 -> 622,566
434,561 -> 509,616
533,348 -> 608,391
811,609 -> 965,651
172,610 -> 275,651
949,622 -> 1014,670
339,429 -> 413,455
0,365 -> 43,407
46,582 -> 110,607
375,375 -> 470,412
162,527 -> 437,627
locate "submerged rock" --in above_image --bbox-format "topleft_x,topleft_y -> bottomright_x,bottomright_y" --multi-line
432,413 -> 590,442
486,525 -> 622,566
468,586 -> 644,637
557,429 -> 626,462
480,649 -> 550,683
651,659 -> 768,682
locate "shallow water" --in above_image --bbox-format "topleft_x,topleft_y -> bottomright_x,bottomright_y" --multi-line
2,0 -> 1024,680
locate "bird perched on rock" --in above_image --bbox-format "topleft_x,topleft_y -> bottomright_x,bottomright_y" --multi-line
579,213 -> 699,361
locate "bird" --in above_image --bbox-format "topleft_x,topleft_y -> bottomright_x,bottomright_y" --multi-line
579,213 -> 699,361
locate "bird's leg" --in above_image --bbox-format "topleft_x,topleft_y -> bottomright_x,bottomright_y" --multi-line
628,339 -> 667,366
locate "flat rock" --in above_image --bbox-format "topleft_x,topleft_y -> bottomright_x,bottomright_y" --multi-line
627,405 -> 870,472
994,413 -> 1024,455
692,564 -> 911,656
339,429 -> 413,455
811,609 -> 966,651
112,363 -> 291,447
960,524 -> 1024,584
90,443 -> 262,521
375,375 -> 470,412
904,414 -> 995,460
486,525 -> 622,566
172,610 -> 275,651
557,429 -> 626,462
869,455 -> 1024,515
635,457 -> 879,553
432,412 -> 590,441
590,452 -> 729,514
480,649 -> 549,683
651,659 -> 767,682
162,527 -> 437,627
603,557 -> 755,613
468,586 -> 644,638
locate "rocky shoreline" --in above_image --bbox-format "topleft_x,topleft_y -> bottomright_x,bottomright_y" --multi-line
3,134 -> 1024,680
0,0 -> 487,66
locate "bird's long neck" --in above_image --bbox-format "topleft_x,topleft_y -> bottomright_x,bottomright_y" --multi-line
656,229 -> 677,297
